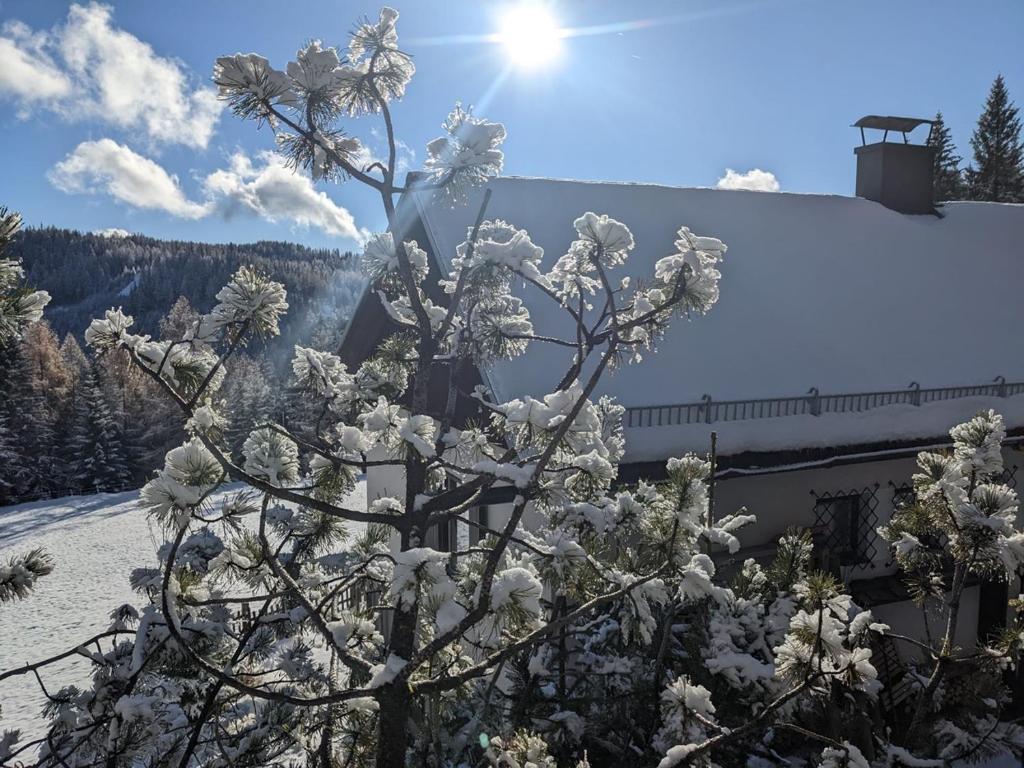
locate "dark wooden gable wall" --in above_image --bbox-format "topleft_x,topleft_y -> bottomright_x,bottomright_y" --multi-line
338,199 -> 487,427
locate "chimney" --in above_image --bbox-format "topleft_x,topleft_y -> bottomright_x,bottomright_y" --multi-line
853,115 -> 936,214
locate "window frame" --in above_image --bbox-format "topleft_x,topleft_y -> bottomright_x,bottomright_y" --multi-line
812,485 -> 880,568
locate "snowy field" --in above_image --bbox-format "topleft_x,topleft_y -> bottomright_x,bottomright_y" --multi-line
0,481 -> 366,741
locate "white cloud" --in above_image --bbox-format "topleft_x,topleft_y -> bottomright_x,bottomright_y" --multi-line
93,227 -> 132,238
0,22 -> 72,106
50,142 -> 366,241
715,168 -> 780,192
0,3 -> 220,148
204,151 -> 368,241
49,139 -> 210,219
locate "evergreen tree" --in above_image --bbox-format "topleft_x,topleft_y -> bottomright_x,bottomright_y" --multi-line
60,332 -> 89,380
0,342 -> 24,504
3,322 -> 73,499
68,364 -> 131,493
928,111 -> 965,202
223,353 -> 273,454
3,363 -> 55,500
93,298 -> 201,482
96,346 -> 182,483
0,548 -> 54,603
159,295 -> 200,340
309,309 -> 350,353
0,403 -> 23,504
967,75 -> 1024,202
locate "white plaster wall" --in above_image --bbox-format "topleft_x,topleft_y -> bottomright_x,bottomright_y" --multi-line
365,450 -> 406,509
362,447 -> 1020,647
872,585 -> 981,656
711,454 -> 920,582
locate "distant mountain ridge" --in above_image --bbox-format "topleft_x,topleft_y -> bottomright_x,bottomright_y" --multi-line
12,227 -> 365,360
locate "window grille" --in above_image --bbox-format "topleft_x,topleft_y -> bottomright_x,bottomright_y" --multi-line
812,485 -> 880,566
996,464 -> 1019,489
891,483 -> 915,511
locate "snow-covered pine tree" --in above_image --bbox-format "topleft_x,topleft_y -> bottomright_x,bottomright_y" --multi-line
159,295 -> 200,340
929,111 -> 965,202
0,230 -> 56,587
91,299 -> 200,482
59,332 -> 89,380
966,75 -> 1024,202
1,10 -> 768,765
94,346 -> 165,481
2,321 -> 73,500
572,415 -> 1024,766
0,207 -> 49,346
309,308 -> 350,353
222,352 -> 274,453
0,395 -> 24,504
0,340 -> 25,504
67,363 -> 131,494
879,409 -> 1024,760
61,333 -> 91,492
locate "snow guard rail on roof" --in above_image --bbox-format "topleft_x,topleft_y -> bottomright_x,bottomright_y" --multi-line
625,377 -> 1024,428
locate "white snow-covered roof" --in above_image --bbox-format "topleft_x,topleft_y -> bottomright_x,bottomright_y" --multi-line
409,176 -> 1024,454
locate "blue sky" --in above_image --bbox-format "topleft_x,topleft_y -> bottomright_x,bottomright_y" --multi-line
0,0 -> 1021,250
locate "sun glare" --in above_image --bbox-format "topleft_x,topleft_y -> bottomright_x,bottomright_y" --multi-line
498,4 -> 563,69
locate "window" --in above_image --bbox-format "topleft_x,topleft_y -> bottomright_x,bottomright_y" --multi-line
429,506 -> 491,550
436,518 -> 451,551
428,517 -> 457,552
813,486 -> 880,567
820,495 -> 861,565
470,505 -> 490,545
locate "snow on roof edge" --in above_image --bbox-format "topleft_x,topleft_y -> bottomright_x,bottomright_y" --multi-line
622,394 -> 1024,462
418,174 -> 1024,211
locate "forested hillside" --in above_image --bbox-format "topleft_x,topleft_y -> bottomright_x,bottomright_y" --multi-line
1,228 -> 366,504
13,228 -> 364,363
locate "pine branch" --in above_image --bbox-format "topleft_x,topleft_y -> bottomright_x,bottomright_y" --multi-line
0,548 -> 54,603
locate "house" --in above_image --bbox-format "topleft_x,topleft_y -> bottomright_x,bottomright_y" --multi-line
339,118 -> 1024,654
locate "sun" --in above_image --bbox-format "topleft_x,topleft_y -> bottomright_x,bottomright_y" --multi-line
497,4 -> 564,69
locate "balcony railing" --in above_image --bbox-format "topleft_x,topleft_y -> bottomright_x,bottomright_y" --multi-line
624,376 -> 1024,429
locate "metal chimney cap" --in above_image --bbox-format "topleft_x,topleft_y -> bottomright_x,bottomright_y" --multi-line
852,115 -> 934,133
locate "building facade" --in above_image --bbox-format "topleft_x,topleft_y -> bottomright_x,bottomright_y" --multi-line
341,170 -> 1024,657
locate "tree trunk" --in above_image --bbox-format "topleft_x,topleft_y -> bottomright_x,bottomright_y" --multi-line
375,680 -> 413,767
904,559 -> 968,742
374,603 -> 418,766
375,347 -> 434,767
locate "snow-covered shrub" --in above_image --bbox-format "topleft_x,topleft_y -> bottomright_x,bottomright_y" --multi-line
6,7 -> 733,763
876,409 -> 1024,758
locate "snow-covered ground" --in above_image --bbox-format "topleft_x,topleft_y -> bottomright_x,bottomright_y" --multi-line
0,481 -> 366,741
